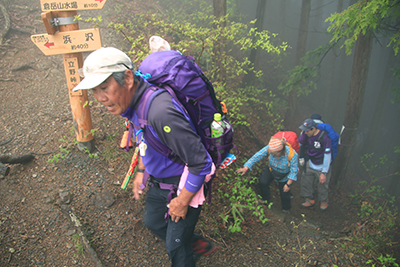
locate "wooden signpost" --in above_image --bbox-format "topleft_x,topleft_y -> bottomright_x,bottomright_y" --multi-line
31,1 -> 107,152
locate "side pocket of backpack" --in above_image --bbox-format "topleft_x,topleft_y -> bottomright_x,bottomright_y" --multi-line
204,120 -> 234,167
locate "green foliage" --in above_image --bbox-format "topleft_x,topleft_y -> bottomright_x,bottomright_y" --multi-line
216,83 -> 284,130
278,42 -> 337,97
47,128 -> 99,163
105,13 -> 287,78
367,254 -> 399,267
326,0 -> 400,55
87,0 -> 287,131
72,233 -> 84,256
344,153 -> 399,264
218,172 -> 271,233
280,0 -> 400,108
287,214 -> 309,266
48,135 -> 75,163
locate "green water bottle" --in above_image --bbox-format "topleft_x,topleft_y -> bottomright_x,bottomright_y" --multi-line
211,113 -> 224,138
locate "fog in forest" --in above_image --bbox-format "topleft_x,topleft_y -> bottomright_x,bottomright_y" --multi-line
234,0 -> 400,199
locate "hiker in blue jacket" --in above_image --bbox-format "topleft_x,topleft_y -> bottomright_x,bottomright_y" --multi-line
236,137 -> 298,213
73,47 -> 216,266
298,118 -> 332,211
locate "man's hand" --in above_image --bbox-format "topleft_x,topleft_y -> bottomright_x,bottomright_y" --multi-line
168,187 -> 195,223
236,166 -> 249,176
168,196 -> 189,223
319,173 -> 326,184
132,173 -> 144,200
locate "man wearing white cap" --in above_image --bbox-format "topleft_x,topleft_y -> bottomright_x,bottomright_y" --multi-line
74,47 -> 216,266
236,137 -> 298,213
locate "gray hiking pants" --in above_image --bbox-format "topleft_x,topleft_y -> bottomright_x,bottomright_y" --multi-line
300,161 -> 331,202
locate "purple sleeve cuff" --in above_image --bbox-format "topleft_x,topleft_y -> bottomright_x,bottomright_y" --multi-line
184,172 -> 206,193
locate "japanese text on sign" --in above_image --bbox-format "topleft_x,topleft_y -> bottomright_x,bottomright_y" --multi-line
64,57 -> 82,96
31,28 -> 102,56
40,0 -> 107,11
42,2 -> 78,10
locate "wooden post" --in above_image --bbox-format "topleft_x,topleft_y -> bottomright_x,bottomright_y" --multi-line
55,11 -> 95,152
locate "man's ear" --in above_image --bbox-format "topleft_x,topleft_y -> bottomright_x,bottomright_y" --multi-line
124,69 -> 134,90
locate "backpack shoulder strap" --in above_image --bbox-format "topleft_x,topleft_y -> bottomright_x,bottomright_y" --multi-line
318,130 -> 326,142
138,86 -> 164,128
287,145 -> 294,167
138,86 -> 184,164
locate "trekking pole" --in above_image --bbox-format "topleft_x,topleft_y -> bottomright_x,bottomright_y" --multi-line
121,146 -> 139,190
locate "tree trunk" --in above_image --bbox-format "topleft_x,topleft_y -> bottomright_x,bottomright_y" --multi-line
285,0 -> 311,128
332,32 -> 373,186
279,0 -> 287,41
324,0 -> 343,122
363,48 -> 396,153
242,0 -> 267,86
213,0 -> 227,85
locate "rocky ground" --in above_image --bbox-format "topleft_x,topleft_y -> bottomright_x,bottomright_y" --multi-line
0,1 -> 394,266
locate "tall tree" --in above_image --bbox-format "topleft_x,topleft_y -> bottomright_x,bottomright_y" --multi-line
324,0 -> 344,122
363,48 -> 397,153
213,0 -> 227,84
285,0 -> 311,128
331,31 -> 373,186
242,0 -> 267,86
326,0 -> 400,186
279,0 -> 287,41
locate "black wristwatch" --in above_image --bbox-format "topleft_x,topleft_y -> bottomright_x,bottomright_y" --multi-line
286,183 -> 291,187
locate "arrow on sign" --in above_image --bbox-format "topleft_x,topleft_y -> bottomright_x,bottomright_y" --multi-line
31,28 -> 102,56
44,42 -> 55,48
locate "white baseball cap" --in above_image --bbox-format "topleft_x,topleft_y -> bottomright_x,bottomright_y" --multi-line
73,47 -> 133,91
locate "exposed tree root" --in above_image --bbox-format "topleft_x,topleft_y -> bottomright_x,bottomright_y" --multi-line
61,207 -> 105,267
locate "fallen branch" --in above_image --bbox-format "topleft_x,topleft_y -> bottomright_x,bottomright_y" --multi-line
0,153 -> 35,164
0,4 -> 11,45
0,162 -> 10,178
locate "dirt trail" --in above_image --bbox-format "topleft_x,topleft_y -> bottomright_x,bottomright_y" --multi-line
0,1 -> 373,266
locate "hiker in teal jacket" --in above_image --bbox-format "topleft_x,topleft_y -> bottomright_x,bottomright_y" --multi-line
236,137 -> 298,212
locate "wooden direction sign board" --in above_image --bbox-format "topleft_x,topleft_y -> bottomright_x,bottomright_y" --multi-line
31,28 -> 101,56
40,0 -> 107,11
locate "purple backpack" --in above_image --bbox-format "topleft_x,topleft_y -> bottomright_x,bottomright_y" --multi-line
136,50 -> 234,167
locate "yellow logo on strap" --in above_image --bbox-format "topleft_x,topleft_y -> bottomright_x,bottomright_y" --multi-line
163,126 -> 171,133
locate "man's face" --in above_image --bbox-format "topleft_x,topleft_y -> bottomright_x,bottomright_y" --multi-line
91,75 -> 131,115
305,127 -> 317,137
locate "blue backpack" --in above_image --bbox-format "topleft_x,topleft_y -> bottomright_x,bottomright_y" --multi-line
316,123 -> 339,161
134,50 -> 235,168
